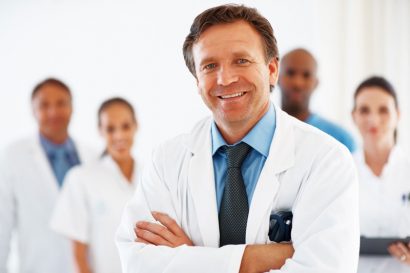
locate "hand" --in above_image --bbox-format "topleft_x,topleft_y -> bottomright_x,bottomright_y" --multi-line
239,243 -> 294,273
135,211 -> 194,247
388,242 -> 410,265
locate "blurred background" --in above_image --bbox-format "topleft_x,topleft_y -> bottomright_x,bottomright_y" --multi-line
0,0 -> 409,160
0,0 -> 409,272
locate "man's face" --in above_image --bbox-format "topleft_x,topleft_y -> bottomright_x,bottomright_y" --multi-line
32,84 -> 72,139
192,20 -> 278,129
278,51 -> 318,110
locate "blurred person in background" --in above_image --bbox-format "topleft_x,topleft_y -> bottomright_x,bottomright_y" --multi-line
0,78 -> 96,273
278,48 -> 356,152
51,97 -> 139,273
352,76 -> 410,273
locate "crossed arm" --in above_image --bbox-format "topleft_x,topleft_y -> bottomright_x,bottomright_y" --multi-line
135,211 -> 294,273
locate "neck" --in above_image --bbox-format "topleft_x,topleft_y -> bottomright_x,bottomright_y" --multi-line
113,155 -> 134,183
363,138 -> 394,177
40,130 -> 69,144
216,102 -> 269,145
282,103 -> 310,122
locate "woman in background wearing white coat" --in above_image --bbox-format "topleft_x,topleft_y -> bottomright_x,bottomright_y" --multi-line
51,97 -> 139,273
352,76 -> 410,273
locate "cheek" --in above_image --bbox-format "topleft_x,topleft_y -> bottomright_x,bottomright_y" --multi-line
103,133 -> 114,146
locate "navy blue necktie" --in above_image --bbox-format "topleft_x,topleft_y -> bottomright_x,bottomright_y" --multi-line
219,142 -> 251,246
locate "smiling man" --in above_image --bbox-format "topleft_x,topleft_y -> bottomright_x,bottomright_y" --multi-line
116,4 -> 359,273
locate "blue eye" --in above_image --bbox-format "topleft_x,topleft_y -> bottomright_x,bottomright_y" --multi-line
237,58 -> 250,64
203,63 -> 216,70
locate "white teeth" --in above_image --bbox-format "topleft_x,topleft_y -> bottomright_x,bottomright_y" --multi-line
221,92 -> 244,99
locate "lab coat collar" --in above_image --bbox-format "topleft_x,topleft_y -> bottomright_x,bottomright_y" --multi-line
187,106 -> 295,174
101,155 -> 137,189
186,105 -> 296,246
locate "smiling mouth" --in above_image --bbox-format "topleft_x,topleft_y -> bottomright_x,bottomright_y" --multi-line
218,92 -> 246,99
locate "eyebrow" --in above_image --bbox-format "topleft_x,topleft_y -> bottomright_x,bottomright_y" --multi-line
198,50 -> 255,67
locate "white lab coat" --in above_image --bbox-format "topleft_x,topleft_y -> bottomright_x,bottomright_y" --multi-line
0,135 -> 96,273
116,107 -> 360,273
355,146 -> 410,273
50,155 -> 137,273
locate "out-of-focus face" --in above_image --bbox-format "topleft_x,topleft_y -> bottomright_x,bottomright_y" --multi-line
352,87 -> 399,145
99,104 -> 137,161
278,51 -> 318,111
32,84 -> 72,142
192,20 -> 278,129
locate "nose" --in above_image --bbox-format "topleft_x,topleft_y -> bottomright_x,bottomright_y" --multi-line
216,65 -> 239,86
367,112 -> 381,126
292,74 -> 305,90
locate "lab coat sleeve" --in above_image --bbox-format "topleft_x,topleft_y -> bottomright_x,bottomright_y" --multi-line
271,146 -> 360,273
0,151 -> 15,271
50,168 -> 90,243
115,146 -> 246,273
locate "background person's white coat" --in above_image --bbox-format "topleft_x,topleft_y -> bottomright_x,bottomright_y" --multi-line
50,156 -> 138,273
355,146 -> 410,273
0,136 -> 96,273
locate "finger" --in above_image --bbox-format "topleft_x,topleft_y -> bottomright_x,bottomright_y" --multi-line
388,244 -> 402,260
152,211 -> 184,237
397,242 -> 410,256
136,221 -> 175,243
135,237 -> 151,244
135,227 -> 173,247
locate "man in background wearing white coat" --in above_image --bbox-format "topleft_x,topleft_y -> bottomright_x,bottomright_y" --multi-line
116,4 -> 360,273
0,78 -> 96,273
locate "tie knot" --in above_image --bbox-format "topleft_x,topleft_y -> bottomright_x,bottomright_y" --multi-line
224,142 -> 251,168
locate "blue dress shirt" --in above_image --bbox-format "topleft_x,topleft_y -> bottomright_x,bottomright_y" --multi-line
211,103 -> 276,212
39,134 -> 81,187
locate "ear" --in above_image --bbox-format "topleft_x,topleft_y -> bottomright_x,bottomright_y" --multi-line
351,109 -> 357,125
98,126 -> 104,138
195,77 -> 203,95
268,58 -> 279,87
314,77 -> 319,90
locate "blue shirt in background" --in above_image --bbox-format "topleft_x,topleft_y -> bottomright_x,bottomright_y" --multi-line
211,103 -> 276,212
306,113 -> 356,153
40,134 -> 81,187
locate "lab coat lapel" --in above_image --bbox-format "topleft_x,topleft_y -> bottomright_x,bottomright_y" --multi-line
187,118 -> 220,247
246,109 -> 296,243
30,136 -> 60,193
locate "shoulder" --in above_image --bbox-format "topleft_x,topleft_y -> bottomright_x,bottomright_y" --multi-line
152,117 -> 211,162
2,136 -> 37,155
64,158 -> 105,184
309,114 -> 353,137
70,139 -> 99,163
279,110 -> 352,163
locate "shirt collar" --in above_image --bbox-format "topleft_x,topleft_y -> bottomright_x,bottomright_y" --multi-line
39,133 -> 76,156
211,102 -> 276,157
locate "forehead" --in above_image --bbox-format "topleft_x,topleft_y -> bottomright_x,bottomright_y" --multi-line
356,87 -> 396,106
35,84 -> 71,100
100,104 -> 133,119
192,20 -> 265,61
282,52 -> 316,71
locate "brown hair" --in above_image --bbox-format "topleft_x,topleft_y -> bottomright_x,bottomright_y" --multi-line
353,76 -> 398,110
98,97 -> 137,126
31,78 -> 71,100
353,76 -> 399,141
183,4 -> 279,78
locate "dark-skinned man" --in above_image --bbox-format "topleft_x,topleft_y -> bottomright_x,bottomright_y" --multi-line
279,48 -> 356,152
